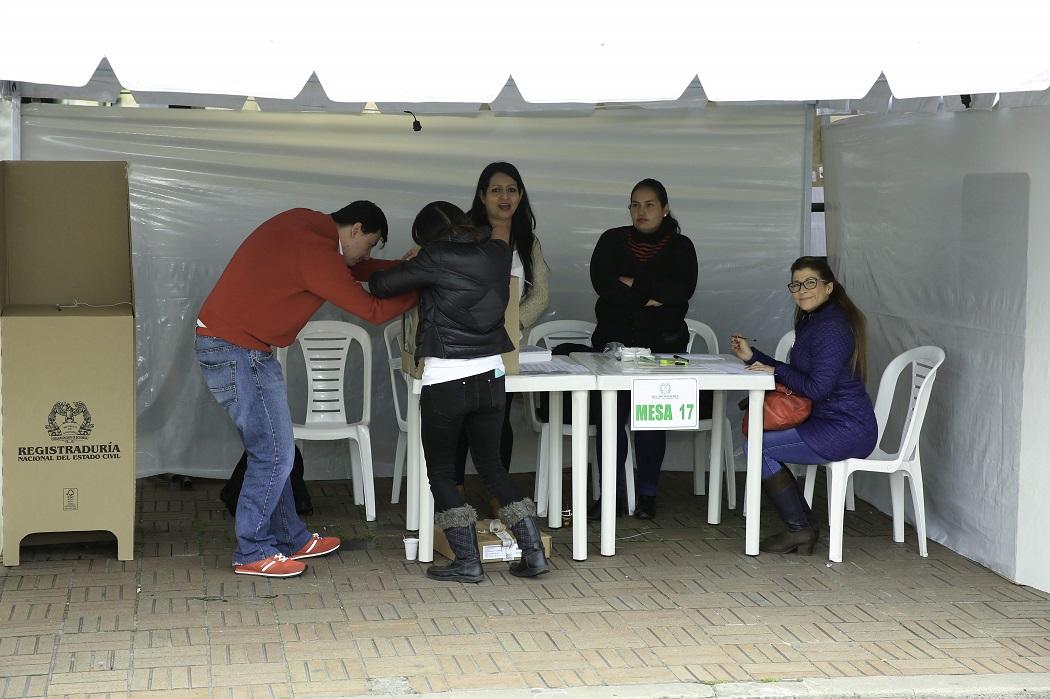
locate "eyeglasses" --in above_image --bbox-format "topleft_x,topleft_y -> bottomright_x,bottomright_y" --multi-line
787,277 -> 826,293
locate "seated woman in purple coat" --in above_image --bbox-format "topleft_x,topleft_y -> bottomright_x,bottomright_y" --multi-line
731,256 -> 877,554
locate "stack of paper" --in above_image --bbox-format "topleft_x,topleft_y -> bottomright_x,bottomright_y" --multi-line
519,344 -> 553,363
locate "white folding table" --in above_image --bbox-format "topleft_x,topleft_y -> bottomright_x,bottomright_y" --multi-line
404,360 -> 597,561
567,353 -> 775,556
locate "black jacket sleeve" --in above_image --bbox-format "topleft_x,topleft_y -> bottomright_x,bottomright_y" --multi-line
590,229 -> 645,309
632,235 -> 698,305
369,249 -> 439,298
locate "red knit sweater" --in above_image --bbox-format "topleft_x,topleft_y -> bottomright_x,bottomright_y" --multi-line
197,208 -> 417,350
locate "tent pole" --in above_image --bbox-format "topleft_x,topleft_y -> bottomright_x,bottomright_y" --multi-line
0,81 -> 20,160
800,103 -> 815,256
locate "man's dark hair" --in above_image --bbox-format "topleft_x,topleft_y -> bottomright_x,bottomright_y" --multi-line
330,201 -> 388,246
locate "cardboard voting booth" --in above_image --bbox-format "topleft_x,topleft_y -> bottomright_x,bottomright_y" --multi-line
0,161 -> 136,566
400,277 -> 521,378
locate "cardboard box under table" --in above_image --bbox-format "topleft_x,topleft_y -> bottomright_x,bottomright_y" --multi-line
0,161 -> 136,566
433,518 -> 552,564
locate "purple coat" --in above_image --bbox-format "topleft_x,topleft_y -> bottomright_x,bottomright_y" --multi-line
751,302 -> 877,462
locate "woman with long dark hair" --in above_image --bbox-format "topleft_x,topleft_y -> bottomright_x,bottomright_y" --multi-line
731,256 -> 876,554
370,201 -> 549,582
589,178 -> 698,520
454,163 -> 550,506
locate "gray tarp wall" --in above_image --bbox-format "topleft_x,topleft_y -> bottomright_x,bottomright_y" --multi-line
823,108 -> 1050,591
18,103 -> 807,487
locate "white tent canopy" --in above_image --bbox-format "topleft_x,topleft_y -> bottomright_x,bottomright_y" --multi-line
4,1 -> 1050,104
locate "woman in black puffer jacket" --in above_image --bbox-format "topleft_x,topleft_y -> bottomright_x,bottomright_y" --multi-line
370,201 -> 549,584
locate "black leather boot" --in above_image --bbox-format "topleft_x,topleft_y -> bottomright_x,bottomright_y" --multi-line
587,496 -> 629,520
428,505 -> 484,583
633,495 -> 656,520
500,498 -> 550,578
760,467 -> 819,555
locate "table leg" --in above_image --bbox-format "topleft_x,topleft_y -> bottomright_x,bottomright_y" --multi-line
418,450 -> 435,563
405,388 -> 421,532
547,391 -> 564,529
571,390 -> 589,561
707,391 -> 726,525
744,388 -> 765,556
600,389 -> 618,556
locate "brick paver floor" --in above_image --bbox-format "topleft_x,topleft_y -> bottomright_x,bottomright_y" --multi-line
2,470 -> 1048,698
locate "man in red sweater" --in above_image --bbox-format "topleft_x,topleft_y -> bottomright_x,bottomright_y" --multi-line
195,202 -> 417,577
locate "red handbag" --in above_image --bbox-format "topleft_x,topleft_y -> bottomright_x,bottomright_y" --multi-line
741,383 -> 812,435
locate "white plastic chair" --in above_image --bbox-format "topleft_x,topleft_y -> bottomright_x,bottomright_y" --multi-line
383,320 -> 410,504
819,346 -> 945,563
525,320 -> 636,515
276,320 -> 377,521
776,330 -> 856,512
683,320 -> 736,509
773,330 -> 796,365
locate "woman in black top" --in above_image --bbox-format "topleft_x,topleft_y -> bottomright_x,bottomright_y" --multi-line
589,179 -> 698,520
371,202 -> 549,583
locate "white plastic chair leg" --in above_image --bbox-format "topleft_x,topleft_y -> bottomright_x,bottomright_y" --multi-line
907,467 -> 928,557
722,422 -> 736,509
390,430 -> 406,504
349,441 -> 365,506
355,428 -> 376,522
827,462 -> 848,563
535,426 -> 550,516
889,470 -> 906,544
693,431 -> 707,496
803,464 -> 817,507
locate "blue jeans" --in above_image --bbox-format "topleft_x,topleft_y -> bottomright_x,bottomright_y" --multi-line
195,335 -> 311,564
742,426 -> 827,479
591,390 -> 667,498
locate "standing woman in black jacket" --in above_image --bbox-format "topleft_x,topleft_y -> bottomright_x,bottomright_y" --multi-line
589,179 -> 698,520
370,201 -> 549,583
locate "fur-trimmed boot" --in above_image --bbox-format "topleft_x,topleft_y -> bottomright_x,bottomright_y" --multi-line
428,505 -> 484,583
499,498 -> 550,578
760,467 -> 819,555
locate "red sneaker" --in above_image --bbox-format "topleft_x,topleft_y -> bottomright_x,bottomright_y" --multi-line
290,533 -> 341,560
234,554 -> 305,578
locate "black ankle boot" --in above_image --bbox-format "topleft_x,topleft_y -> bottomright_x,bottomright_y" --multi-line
633,495 -> 656,520
509,519 -> 550,577
760,467 -> 819,555
500,499 -> 549,578
428,505 -> 484,583
587,496 -> 629,520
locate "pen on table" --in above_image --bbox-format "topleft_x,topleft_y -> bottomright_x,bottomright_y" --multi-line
672,354 -> 690,362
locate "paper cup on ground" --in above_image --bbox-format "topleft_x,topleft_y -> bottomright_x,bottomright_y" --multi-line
403,537 -> 419,560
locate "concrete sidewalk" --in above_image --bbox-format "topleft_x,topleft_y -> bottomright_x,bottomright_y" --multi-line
1,471 -> 1048,698
360,673 -> 1050,698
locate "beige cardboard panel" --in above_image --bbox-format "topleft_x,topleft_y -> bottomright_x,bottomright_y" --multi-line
1,309 -> 135,564
433,518 -> 552,564
0,161 -> 132,306
401,277 -> 520,378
